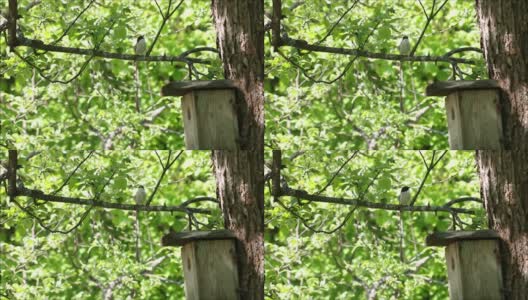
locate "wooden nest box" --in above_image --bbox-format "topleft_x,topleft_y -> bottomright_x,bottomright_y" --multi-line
162,230 -> 239,300
426,230 -> 503,300
162,80 -> 239,150
426,80 -> 503,150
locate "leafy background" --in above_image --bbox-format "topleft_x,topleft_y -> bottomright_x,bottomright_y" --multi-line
265,150 -> 484,299
0,150 -> 221,299
1,0 -> 491,299
265,0 -> 486,150
1,0 -> 221,150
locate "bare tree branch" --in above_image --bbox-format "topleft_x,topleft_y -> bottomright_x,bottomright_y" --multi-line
16,187 -> 212,214
15,37 -> 210,64
280,36 -> 476,65
279,186 -> 476,215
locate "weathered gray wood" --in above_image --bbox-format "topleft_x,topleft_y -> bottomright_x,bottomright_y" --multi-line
181,239 -> 240,300
161,229 -> 237,247
426,80 -> 500,96
162,230 -> 240,299
162,80 -> 236,96
445,90 -> 503,149
181,90 -> 239,150
426,230 -> 500,247
445,240 -> 503,300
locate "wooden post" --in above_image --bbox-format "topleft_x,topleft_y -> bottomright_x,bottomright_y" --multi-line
161,80 -> 239,150
426,230 -> 503,300
162,230 -> 239,300
426,80 -> 503,150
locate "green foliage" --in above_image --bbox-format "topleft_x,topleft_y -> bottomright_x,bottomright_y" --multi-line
0,150 -> 220,299
1,0 -> 221,149
0,1 -> 493,299
265,151 -> 484,299
265,0 -> 486,149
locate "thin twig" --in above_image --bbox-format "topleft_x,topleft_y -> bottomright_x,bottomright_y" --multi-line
410,151 -> 447,205
14,18 -> 117,84
179,196 -> 219,207
444,47 -> 482,57
410,0 -> 449,56
50,0 -> 96,47
146,151 -> 184,206
316,151 -> 358,195
146,0 -> 185,56
12,198 -> 94,234
314,0 -> 360,46
444,197 -> 482,207
277,198 -> 358,234
52,151 -> 94,195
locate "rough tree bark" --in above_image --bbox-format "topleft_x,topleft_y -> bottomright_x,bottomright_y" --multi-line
211,1 -> 264,300
475,1 -> 528,299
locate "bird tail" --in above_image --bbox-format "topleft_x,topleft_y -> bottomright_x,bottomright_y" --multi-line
135,209 -> 141,262
399,61 -> 405,113
399,209 -> 406,263
134,61 -> 141,113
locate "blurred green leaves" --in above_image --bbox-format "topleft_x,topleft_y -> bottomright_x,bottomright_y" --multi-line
0,150 -> 218,299
265,0 -> 485,150
1,0 -> 219,150
265,150 -> 483,299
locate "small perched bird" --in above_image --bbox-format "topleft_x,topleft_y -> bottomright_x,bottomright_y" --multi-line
134,185 -> 146,205
134,35 -> 147,56
398,36 -> 411,112
398,186 -> 411,263
398,36 -> 411,56
399,186 -> 411,206
134,36 -> 146,113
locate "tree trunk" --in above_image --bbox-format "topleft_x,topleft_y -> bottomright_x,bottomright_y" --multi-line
211,1 -> 264,299
475,1 -> 528,299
